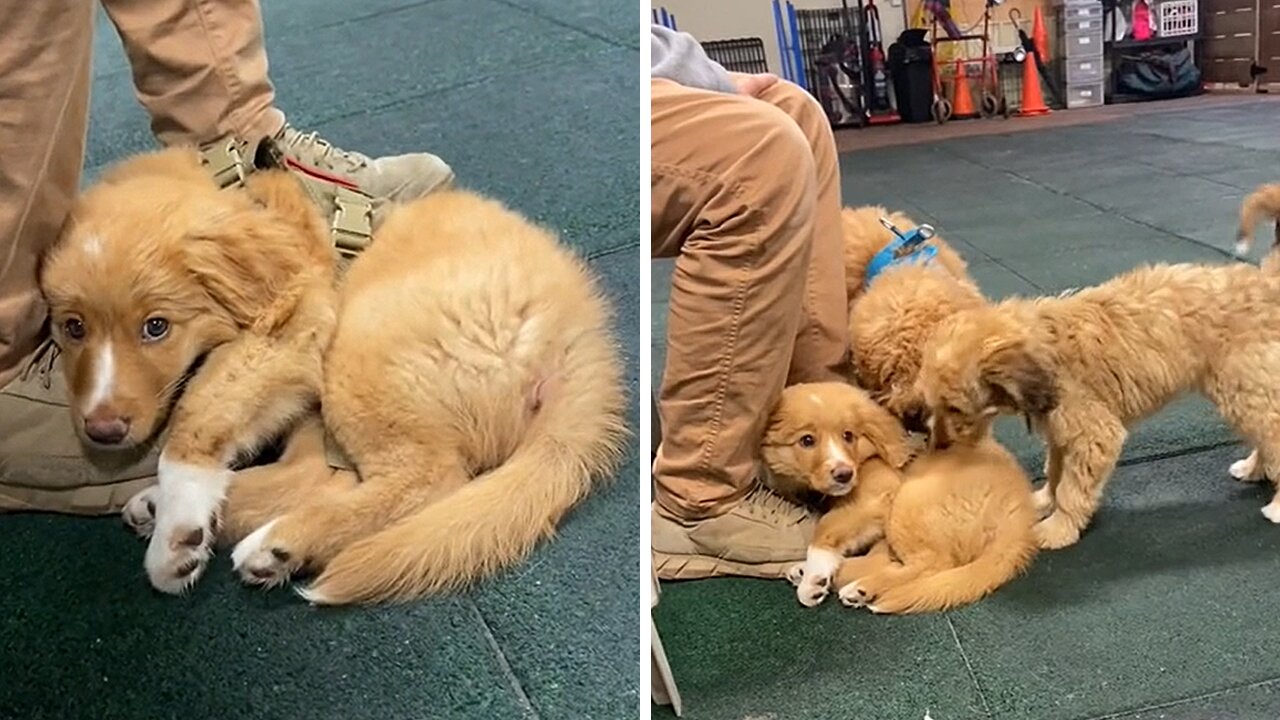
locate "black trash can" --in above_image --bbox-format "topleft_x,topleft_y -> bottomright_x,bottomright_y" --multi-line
889,31 -> 933,124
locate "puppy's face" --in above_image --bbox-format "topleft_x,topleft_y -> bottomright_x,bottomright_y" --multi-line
762,382 -> 910,498
40,165 -> 251,448
917,310 -> 1057,448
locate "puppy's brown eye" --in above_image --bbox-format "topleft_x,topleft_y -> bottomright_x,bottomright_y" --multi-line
799,434 -> 816,448
843,431 -> 854,443
142,317 -> 170,342
63,318 -> 85,341
947,405 -> 964,415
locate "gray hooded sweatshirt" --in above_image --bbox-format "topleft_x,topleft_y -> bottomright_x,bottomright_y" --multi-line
650,25 -> 735,94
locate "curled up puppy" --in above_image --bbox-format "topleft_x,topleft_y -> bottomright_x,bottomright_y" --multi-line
761,382 -> 1037,614
40,148 -> 627,603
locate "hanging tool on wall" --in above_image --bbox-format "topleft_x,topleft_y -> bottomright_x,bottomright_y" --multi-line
1009,8 -> 1062,107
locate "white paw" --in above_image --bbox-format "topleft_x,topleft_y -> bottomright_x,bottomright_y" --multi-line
144,457 -> 230,595
796,577 -> 830,607
122,486 -> 159,538
1262,503 -> 1280,524
838,581 -> 871,608
231,518 -> 299,587
1230,451 -> 1263,482
786,563 -> 806,587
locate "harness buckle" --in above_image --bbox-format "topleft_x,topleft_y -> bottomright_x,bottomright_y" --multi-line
197,136 -> 251,190
331,186 -> 374,259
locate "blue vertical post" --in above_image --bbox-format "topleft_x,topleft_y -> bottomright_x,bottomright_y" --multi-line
787,2 -> 807,90
772,0 -> 793,83
669,13 -> 678,30
651,8 -> 659,24
659,7 -> 670,28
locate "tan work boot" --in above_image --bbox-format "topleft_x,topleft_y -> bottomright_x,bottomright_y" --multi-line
652,484 -> 817,580
0,339 -> 158,514
271,123 -> 454,218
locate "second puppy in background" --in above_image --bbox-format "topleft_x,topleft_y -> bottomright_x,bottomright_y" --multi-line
762,382 -> 1037,614
840,206 -> 985,429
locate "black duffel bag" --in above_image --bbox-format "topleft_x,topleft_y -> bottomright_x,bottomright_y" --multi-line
1115,45 -> 1201,99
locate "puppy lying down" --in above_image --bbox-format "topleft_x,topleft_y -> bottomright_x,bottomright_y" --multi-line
41,148 -> 628,603
762,382 -> 1037,614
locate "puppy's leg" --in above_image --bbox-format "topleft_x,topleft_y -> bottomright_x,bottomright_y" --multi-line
1203,361 -> 1280,517
790,501 -> 884,608
145,335 -> 323,595
1034,445 -> 1063,519
231,449 -> 469,589
833,542 -> 892,590
1230,449 -> 1266,483
124,419 -> 348,543
837,549 -> 930,610
1248,446 -> 1280,522
1036,409 -> 1125,550
219,420 -> 359,543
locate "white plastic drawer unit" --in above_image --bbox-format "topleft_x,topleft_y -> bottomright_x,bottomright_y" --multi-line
1063,17 -> 1103,34
1060,2 -> 1104,20
1063,30 -> 1104,56
1065,81 -> 1105,108
1065,56 -> 1104,84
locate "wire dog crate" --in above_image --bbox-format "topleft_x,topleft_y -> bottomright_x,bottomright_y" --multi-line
794,7 -> 865,95
702,37 -> 771,74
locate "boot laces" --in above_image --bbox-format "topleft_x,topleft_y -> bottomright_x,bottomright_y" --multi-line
739,483 -> 810,525
19,337 -> 60,390
280,124 -> 368,173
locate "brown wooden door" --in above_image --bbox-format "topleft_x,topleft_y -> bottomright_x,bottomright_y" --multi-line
1261,0 -> 1279,84
1201,0 -> 1259,85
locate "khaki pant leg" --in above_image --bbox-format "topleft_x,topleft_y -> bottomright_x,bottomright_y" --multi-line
650,79 -> 818,521
100,0 -> 286,146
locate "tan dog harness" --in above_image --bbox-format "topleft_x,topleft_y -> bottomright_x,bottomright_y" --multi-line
197,135 -> 374,260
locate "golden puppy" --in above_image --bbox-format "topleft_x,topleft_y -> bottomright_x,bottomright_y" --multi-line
1236,183 -> 1280,269
840,206 -> 985,427
41,148 -> 627,603
917,257 -> 1280,550
762,382 -> 1037,613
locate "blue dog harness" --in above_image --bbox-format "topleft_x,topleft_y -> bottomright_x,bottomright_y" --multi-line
863,217 -> 939,289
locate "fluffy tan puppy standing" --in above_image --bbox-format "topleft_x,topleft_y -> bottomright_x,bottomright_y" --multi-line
840,206 -> 985,427
917,248 -> 1280,550
41,148 -> 627,603
761,382 -> 1037,614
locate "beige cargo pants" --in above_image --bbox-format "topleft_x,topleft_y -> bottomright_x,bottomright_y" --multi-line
651,77 -> 850,521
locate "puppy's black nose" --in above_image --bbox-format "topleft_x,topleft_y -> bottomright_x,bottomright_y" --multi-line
831,466 -> 854,485
85,415 -> 130,445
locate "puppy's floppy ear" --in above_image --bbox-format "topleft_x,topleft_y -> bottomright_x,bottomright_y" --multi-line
851,391 -> 912,469
184,204 -> 309,330
980,337 -> 1057,416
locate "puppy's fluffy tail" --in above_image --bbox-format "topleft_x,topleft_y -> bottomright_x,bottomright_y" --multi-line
1236,183 -> 1280,267
867,522 -> 1036,615
299,385 -> 627,606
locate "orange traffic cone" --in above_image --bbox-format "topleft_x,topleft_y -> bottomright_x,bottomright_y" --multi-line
1031,6 -> 1049,61
1017,53 -> 1051,116
952,63 -> 977,118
